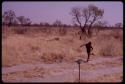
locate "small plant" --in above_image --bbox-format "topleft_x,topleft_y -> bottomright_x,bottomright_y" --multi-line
58,27 -> 67,36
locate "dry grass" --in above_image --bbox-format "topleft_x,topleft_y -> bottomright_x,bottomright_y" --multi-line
2,67 -> 45,82
76,73 -> 123,83
40,52 -> 66,63
2,26 -> 123,67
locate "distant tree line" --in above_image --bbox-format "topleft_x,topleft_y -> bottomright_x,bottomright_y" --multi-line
2,9 -> 122,29
2,10 -> 72,28
2,10 -> 31,26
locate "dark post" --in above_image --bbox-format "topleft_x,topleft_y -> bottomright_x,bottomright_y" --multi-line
78,62 -> 80,83
75,59 -> 82,83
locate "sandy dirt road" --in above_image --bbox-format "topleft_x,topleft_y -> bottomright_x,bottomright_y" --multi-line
2,56 -> 123,82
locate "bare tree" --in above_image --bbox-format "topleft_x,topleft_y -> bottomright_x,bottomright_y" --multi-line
114,23 -> 122,28
44,22 -> 50,27
25,18 -> 31,26
53,20 -> 62,27
2,14 -> 5,25
94,21 -> 108,28
71,7 -> 87,35
17,16 -> 31,26
2,10 -> 16,26
17,16 -> 25,25
40,22 -> 44,26
70,4 -> 104,38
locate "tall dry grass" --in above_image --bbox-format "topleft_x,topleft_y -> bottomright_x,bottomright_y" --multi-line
2,26 -> 123,67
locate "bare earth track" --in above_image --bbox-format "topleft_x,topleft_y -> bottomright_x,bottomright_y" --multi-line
2,56 -> 123,82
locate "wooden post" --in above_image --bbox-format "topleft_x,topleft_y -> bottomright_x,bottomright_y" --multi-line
75,59 -> 82,83
78,63 -> 80,83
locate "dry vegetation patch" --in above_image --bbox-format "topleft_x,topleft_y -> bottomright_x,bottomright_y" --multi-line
2,26 -> 123,67
2,67 -> 45,82
79,73 -> 122,82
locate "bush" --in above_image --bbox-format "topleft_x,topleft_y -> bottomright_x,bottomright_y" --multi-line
99,43 -> 116,56
112,31 -> 123,41
41,52 -> 66,63
14,27 -> 28,34
38,27 -> 52,35
58,27 -> 67,36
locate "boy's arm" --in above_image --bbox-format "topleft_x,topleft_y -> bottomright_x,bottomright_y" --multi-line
80,44 -> 85,47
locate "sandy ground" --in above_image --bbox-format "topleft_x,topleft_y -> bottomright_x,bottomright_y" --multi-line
2,56 -> 123,83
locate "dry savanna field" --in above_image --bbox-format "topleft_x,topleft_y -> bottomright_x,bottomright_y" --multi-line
2,26 -> 123,83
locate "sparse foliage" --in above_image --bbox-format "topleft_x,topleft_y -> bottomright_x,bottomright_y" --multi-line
114,23 -> 122,28
94,21 -> 108,28
53,20 -> 62,27
70,4 -> 104,38
17,16 -> 31,26
2,10 -> 17,26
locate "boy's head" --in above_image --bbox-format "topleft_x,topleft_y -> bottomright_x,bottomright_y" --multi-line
88,41 -> 91,45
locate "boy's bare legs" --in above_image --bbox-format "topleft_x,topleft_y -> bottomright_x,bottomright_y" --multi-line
86,53 -> 95,62
86,53 -> 90,62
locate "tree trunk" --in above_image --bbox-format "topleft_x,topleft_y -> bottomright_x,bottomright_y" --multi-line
79,27 -> 88,40
88,28 -> 93,37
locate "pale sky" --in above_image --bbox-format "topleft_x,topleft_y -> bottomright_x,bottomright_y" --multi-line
2,1 -> 123,26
